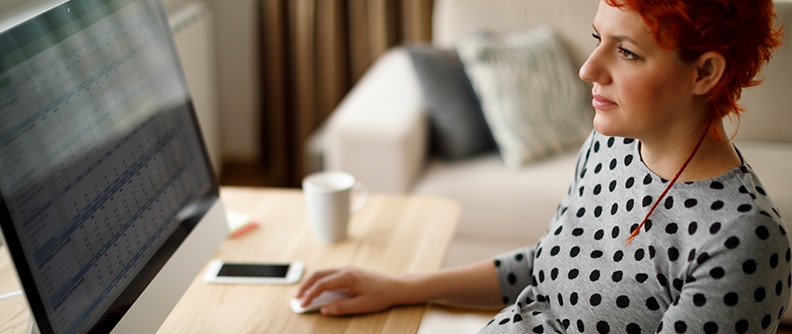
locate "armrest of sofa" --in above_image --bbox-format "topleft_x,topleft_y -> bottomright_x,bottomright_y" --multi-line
320,48 -> 428,193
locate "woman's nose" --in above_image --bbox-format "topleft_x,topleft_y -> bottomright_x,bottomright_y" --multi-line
579,50 -> 608,85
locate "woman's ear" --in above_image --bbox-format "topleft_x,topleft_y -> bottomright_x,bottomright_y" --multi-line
692,51 -> 726,95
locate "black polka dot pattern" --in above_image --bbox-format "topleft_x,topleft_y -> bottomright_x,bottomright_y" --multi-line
482,132 -> 791,334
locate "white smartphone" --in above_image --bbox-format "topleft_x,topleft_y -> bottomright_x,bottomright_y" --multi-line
203,259 -> 304,284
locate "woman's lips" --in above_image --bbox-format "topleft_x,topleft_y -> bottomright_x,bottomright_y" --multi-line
592,94 -> 617,110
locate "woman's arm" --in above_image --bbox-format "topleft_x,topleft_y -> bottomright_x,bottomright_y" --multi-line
295,259 -> 503,316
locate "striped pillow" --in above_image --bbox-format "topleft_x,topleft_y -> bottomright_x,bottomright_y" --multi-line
457,26 -> 593,170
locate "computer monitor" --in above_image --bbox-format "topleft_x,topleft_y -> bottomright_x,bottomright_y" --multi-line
0,0 -> 229,333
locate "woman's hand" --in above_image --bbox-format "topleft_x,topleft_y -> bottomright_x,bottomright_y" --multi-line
294,260 -> 503,316
294,267 -> 415,316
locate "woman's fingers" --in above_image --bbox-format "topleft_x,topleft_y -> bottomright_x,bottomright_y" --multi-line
297,267 -> 360,307
294,267 -> 408,316
295,269 -> 338,298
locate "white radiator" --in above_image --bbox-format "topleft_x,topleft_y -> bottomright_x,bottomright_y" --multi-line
169,2 -> 222,176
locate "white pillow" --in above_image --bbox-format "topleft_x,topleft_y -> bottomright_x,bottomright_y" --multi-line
457,26 -> 593,170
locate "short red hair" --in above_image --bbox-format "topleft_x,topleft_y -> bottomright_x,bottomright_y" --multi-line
605,0 -> 783,139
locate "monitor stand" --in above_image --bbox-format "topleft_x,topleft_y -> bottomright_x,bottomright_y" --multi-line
26,313 -> 40,334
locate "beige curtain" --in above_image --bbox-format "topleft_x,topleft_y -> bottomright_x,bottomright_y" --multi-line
259,0 -> 434,187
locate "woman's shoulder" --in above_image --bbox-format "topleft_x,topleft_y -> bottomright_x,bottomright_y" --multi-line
688,180 -> 789,263
711,162 -> 785,228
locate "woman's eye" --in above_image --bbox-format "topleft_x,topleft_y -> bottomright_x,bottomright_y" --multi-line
592,33 -> 602,46
618,47 -> 638,60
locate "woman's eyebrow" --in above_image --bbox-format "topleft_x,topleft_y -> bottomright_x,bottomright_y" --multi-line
609,34 -> 637,45
593,24 -> 638,45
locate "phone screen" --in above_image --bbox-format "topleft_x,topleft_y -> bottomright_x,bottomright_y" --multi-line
217,263 -> 290,278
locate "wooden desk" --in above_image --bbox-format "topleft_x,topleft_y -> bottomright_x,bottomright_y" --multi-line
0,248 -> 26,333
0,187 -> 460,333
163,187 -> 459,333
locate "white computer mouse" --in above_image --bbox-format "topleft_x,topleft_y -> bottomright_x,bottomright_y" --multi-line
290,289 -> 351,314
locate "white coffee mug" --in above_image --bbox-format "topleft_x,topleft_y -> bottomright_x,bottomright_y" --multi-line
302,171 -> 368,243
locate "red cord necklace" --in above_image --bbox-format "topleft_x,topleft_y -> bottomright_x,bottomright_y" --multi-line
626,125 -> 711,244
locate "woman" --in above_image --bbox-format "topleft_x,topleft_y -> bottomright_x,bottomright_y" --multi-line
296,0 -> 790,332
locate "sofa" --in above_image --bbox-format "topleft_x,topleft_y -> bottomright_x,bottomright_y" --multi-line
311,0 -> 792,328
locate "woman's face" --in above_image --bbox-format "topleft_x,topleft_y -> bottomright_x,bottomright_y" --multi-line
579,1 -> 700,141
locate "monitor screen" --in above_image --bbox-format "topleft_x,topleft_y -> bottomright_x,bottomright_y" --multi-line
0,0 -> 227,333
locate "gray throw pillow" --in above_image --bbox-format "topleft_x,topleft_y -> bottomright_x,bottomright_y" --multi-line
457,26 -> 594,170
404,45 -> 495,161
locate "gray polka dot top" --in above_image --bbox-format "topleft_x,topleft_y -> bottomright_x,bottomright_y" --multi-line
480,131 -> 791,333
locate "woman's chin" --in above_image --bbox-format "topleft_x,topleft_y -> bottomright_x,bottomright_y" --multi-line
592,116 -> 620,137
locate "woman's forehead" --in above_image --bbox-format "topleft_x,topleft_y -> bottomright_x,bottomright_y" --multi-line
593,1 -> 657,46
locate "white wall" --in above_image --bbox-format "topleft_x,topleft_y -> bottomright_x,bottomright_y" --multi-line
165,0 -> 262,164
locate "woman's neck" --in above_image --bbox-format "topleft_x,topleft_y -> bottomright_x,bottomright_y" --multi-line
638,122 -> 742,182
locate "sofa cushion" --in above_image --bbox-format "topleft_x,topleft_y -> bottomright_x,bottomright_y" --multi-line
404,45 -> 495,161
457,26 -> 593,170
413,151 -> 578,247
